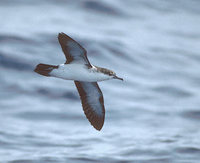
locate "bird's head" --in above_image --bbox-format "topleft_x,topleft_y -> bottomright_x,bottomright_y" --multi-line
96,67 -> 123,81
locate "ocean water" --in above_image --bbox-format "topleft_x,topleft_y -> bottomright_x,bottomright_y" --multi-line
0,0 -> 200,162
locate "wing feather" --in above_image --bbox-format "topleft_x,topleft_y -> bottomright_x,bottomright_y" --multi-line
74,81 -> 105,130
58,32 -> 92,67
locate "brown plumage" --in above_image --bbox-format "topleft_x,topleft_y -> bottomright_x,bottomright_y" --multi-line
34,63 -> 58,77
74,81 -> 105,130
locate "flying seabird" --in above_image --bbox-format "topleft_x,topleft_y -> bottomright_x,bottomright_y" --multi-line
34,32 -> 123,131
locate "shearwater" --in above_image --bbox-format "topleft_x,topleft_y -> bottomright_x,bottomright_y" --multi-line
34,32 -> 123,131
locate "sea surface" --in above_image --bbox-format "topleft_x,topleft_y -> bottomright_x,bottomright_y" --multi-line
0,0 -> 200,162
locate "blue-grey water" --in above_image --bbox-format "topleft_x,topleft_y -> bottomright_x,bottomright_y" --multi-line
0,0 -> 200,162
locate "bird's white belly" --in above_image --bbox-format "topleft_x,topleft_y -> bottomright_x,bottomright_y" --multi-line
50,64 -> 110,82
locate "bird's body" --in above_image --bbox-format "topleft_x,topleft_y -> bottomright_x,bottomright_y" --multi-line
50,63 -> 112,82
34,32 -> 123,131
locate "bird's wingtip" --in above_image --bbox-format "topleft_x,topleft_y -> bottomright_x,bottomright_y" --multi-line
58,32 -> 66,37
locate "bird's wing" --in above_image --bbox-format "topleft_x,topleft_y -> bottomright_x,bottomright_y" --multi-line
58,32 -> 92,67
74,81 -> 105,131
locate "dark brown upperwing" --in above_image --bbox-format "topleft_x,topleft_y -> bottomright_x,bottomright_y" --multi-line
58,32 -> 92,67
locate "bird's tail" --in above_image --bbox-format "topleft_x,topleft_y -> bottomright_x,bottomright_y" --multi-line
34,63 -> 58,77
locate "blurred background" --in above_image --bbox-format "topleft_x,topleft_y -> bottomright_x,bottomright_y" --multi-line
0,0 -> 200,162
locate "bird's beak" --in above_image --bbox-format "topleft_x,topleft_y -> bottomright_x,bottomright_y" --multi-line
113,75 -> 123,81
